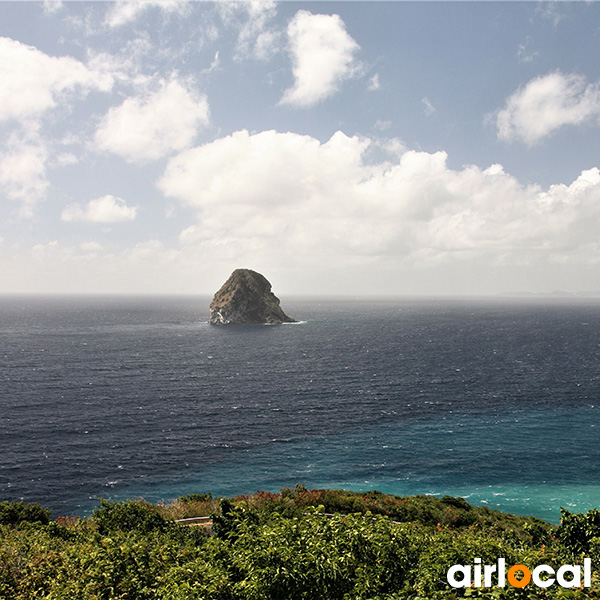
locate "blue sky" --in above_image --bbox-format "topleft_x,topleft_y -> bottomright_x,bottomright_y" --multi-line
1,0 -> 600,296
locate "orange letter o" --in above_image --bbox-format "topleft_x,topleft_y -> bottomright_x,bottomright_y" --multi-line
507,564 -> 531,588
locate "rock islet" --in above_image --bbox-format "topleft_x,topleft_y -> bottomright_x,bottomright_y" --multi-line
208,269 -> 295,325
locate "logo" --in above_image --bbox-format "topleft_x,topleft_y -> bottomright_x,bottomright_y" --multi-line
447,558 -> 592,589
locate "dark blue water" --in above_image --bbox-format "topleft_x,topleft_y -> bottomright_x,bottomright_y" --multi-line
1,295 -> 599,523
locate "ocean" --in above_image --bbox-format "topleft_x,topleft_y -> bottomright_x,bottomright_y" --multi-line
1,295 -> 599,524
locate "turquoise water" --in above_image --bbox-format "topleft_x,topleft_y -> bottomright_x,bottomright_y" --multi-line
2,296 -> 600,523
121,402 -> 600,524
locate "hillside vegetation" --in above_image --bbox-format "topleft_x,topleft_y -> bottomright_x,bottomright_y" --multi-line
1,487 -> 599,599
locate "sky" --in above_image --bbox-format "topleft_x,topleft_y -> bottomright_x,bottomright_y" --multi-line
1,0 -> 600,296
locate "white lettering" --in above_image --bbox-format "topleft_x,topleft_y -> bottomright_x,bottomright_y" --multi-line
498,558 -> 506,587
447,559 -> 592,589
447,565 -> 471,588
474,558 -> 482,587
483,564 -> 497,587
556,565 -> 580,588
532,565 -> 555,588
584,558 -> 592,587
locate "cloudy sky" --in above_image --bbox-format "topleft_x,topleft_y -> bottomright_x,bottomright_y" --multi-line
2,0 -> 600,296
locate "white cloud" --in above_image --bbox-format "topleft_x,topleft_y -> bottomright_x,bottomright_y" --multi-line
204,52 -> 220,74
280,11 -> 361,107
43,1 -> 63,14
517,38 -> 538,64
216,0 -> 279,60
0,34 -> 115,214
0,137 -> 48,217
0,34 -> 113,214
158,129 -> 600,270
80,242 -> 103,252
374,119 -> 392,131
0,36 -> 112,123
230,0 -> 280,60
368,74 -> 380,91
53,153 -> 79,167
496,71 -> 600,144
1,238 -> 189,295
31,240 -> 59,256
95,79 -> 210,163
422,97 -> 437,116
61,195 -> 138,223
85,38 -> 154,87
159,129 -> 369,210
6,146 -> 600,295
536,2 -> 566,28
104,0 -> 185,28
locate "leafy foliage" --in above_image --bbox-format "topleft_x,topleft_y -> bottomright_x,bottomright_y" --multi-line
0,491 -> 598,599
0,500 -> 51,526
92,499 -> 172,535
559,507 -> 600,556
178,492 -> 213,504
194,486 -> 554,544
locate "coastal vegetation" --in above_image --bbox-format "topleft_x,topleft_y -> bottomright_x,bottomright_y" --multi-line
0,488 -> 598,599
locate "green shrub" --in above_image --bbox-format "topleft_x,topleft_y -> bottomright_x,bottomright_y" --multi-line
212,498 -> 259,541
92,499 -> 172,535
0,501 -> 51,526
178,492 -> 213,503
0,492 -> 592,600
559,507 -> 600,556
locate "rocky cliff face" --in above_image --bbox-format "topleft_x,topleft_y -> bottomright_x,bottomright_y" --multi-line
209,269 -> 295,325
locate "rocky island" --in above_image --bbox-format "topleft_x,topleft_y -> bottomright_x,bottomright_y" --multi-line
208,269 -> 296,325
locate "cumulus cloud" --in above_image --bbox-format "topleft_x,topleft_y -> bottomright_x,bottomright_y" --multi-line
496,71 -> 600,144
0,134 -> 48,216
95,79 -> 210,163
104,0 -> 185,28
85,37 -> 154,87
8,138 -> 600,295
215,0 -> 279,60
229,0 -> 280,60
0,36 -> 112,123
0,38 -> 114,213
280,11 -> 360,107
61,195 -> 138,223
159,129 -> 600,268
159,129 -> 368,209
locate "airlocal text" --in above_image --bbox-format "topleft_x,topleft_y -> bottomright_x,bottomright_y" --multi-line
447,558 -> 591,589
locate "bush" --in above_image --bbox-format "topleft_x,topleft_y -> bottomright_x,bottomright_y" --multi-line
227,510 -> 421,600
0,491 -> 586,600
178,492 -> 213,503
92,499 -> 172,535
212,498 -> 259,540
559,507 -> 600,556
0,501 -> 51,526
440,495 -> 472,511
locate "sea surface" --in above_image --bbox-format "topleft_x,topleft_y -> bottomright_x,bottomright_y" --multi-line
1,295 -> 600,524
